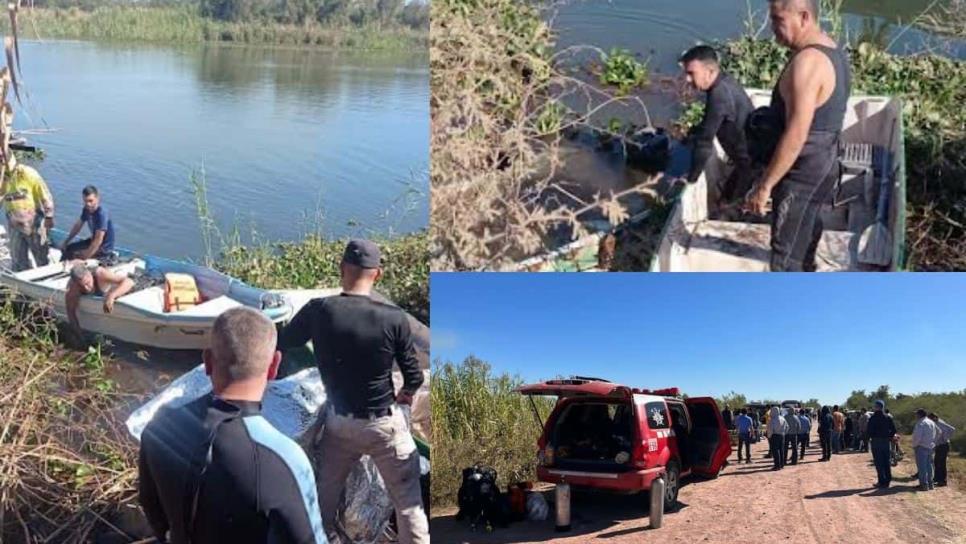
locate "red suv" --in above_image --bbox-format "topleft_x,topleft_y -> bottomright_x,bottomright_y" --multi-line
518,377 -> 731,510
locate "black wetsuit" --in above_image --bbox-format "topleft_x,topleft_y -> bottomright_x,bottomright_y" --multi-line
688,71 -> 755,203
768,43 -> 851,271
277,293 -> 424,416
138,395 -> 327,543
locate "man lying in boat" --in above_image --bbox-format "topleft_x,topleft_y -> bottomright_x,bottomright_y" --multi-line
65,261 -> 133,333
59,185 -> 117,263
679,45 -> 755,217
742,0 -> 852,271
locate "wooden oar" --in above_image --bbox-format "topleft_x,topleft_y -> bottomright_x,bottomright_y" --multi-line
858,120 -> 897,267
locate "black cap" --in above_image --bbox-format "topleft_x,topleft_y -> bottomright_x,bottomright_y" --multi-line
342,239 -> 381,269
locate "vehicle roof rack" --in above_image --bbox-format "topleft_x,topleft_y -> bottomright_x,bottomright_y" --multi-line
572,376 -> 611,383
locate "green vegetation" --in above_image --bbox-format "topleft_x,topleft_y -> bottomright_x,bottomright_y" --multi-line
671,100 -> 706,138
720,8 -> 966,271
5,1 -> 428,49
191,169 -> 429,322
217,231 -> 429,323
432,357 -> 552,507
0,294 -> 137,540
843,386 -> 966,457
599,48 -> 649,95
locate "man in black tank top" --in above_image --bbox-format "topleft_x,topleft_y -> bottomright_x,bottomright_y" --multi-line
743,0 -> 852,271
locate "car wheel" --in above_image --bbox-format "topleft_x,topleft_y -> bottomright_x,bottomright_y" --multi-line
663,461 -> 680,510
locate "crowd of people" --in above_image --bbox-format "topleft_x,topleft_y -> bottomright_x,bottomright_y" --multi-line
136,240 -> 429,543
721,401 -> 957,492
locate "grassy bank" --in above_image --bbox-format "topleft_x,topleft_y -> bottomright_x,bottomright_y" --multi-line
216,229 -> 430,323
431,0 -> 654,270
0,296 -> 138,541
432,357 -> 551,507
5,6 -> 427,49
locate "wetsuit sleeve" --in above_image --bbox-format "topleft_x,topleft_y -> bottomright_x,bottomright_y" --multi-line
277,302 -> 316,351
394,314 -> 423,395
137,440 -> 170,541
688,90 -> 729,182
242,417 -> 327,544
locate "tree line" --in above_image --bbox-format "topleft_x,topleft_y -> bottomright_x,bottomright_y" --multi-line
28,0 -> 430,29
715,386 -> 965,456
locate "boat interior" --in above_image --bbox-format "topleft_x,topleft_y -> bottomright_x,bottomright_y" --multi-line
2,235 -> 282,317
653,92 -> 904,272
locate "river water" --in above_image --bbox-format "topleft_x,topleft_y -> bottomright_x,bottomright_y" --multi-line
541,0 -> 963,227
13,40 -> 428,260
554,0 -> 965,76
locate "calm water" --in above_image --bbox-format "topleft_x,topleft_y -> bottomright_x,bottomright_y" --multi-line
554,0 -> 965,75
14,40 -> 428,259
543,0 -> 963,206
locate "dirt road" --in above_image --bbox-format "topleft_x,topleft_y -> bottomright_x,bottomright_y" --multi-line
432,433 -> 966,543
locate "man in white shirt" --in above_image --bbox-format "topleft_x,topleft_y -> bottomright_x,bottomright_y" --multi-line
928,412 -> 956,487
911,409 -> 939,491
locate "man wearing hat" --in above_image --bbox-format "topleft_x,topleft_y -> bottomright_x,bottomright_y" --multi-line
278,239 -> 427,544
866,399 -> 897,489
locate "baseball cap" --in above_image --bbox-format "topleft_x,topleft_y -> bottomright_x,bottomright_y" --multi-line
342,239 -> 381,269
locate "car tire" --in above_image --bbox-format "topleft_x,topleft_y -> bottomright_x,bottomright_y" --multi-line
663,461 -> 680,510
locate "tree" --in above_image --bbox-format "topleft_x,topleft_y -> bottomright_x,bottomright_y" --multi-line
715,391 -> 748,410
844,389 -> 868,410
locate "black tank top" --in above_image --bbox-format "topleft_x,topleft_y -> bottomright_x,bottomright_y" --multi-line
771,43 -> 851,133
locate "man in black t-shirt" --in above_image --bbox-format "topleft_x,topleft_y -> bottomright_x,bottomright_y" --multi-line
278,239 -> 427,544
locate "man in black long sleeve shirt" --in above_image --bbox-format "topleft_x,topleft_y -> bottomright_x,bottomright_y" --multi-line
681,45 -> 755,212
867,399 -> 897,488
278,239 -> 427,544
139,307 -> 326,544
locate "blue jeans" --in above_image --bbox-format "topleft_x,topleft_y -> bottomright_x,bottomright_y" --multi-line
915,446 -> 934,488
871,438 -> 892,486
831,431 -> 842,453
737,433 -> 752,461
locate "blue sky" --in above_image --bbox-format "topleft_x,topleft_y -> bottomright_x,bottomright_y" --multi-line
431,273 -> 966,406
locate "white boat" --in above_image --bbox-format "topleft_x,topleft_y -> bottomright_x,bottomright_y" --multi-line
651,90 -> 906,272
0,226 -> 292,350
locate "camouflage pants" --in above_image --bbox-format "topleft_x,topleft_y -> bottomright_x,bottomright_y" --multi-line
7,223 -> 49,272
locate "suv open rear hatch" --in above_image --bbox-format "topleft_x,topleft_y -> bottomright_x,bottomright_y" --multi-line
517,378 -> 632,429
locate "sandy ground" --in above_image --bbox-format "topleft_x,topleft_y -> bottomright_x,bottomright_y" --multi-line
431,432 -> 966,544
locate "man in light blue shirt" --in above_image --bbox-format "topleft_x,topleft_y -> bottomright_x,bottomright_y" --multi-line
735,408 -> 754,464
798,409 -> 811,459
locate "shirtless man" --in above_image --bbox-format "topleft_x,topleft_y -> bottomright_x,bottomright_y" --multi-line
65,262 -> 134,333
743,0 -> 851,271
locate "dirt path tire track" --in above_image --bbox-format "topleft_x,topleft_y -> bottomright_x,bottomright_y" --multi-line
431,431 -> 966,543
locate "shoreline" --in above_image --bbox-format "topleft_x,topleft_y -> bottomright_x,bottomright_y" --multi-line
2,6 -> 428,51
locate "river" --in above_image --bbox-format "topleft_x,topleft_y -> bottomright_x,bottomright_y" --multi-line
14,40 -> 428,260
553,0 -> 965,77
539,0 -> 963,230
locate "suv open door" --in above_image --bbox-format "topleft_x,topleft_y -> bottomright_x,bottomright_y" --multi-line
684,397 -> 732,477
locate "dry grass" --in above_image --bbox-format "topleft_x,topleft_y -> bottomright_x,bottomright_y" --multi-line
430,0 -> 657,270
0,295 -> 139,542
920,0 -> 966,39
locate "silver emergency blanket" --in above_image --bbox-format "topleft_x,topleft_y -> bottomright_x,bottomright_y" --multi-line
126,365 -> 430,544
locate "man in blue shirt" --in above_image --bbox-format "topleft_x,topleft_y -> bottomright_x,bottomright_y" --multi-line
798,408 -> 811,459
734,408 -> 754,464
60,185 -> 115,261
